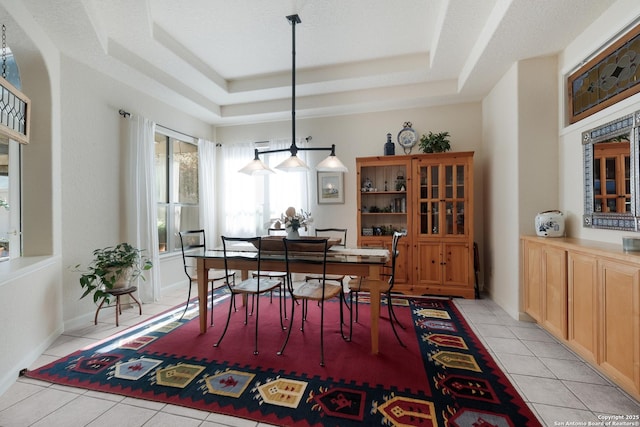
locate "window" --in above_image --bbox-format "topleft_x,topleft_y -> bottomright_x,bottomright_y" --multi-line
0,137 -> 20,261
155,129 -> 199,254
0,48 -> 24,261
219,140 -> 310,237
567,21 -> 640,124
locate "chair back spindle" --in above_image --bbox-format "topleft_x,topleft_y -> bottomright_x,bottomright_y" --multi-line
315,227 -> 347,248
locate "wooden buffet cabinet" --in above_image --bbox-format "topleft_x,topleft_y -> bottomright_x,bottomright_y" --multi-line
522,235 -> 640,400
357,152 -> 475,298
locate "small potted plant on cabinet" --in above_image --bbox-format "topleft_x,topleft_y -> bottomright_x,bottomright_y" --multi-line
419,131 -> 451,153
74,242 -> 153,304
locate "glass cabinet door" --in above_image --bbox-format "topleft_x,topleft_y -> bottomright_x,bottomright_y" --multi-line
419,164 -> 438,234
418,161 -> 467,236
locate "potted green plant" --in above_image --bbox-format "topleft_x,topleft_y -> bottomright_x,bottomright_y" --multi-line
74,242 -> 153,304
419,131 -> 451,153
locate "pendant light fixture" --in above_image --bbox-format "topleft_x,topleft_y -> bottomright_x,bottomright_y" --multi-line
239,14 -> 347,175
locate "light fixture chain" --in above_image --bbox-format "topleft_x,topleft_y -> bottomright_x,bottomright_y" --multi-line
2,24 -> 6,79
238,14 -> 346,174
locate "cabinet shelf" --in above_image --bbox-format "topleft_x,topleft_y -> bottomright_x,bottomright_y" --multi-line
361,212 -> 406,215
361,191 -> 406,195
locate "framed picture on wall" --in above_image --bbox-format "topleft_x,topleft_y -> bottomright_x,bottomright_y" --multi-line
317,172 -> 344,204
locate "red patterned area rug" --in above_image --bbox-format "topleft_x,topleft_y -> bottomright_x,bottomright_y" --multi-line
26,291 -> 541,426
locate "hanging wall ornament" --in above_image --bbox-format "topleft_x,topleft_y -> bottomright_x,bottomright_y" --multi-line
397,122 -> 417,154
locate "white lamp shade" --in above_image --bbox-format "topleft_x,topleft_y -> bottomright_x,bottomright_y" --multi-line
275,155 -> 310,172
316,154 -> 348,172
238,158 -> 275,175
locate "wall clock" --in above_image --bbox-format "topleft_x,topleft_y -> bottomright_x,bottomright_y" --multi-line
397,121 -> 417,154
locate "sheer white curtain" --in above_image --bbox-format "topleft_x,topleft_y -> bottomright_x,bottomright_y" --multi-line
218,142 -> 261,236
218,139 -> 310,237
263,139 -> 310,230
198,138 -> 218,243
125,115 -> 160,303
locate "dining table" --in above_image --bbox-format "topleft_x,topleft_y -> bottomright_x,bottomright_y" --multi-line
190,245 -> 390,354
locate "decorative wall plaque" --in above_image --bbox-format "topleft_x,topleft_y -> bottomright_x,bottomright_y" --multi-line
568,22 -> 640,125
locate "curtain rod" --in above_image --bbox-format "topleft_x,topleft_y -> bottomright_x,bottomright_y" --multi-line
118,109 -> 312,146
118,108 -> 197,142
156,124 -> 197,142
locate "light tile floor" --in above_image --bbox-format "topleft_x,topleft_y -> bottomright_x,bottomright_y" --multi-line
1,289 -> 639,427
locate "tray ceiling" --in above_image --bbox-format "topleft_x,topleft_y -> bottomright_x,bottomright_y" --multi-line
2,0 -> 619,125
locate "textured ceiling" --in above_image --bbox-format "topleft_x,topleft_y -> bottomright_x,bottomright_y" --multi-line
2,0 -> 619,125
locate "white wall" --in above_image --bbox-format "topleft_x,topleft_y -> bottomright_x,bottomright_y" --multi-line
216,102 -> 484,266
60,55 -> 215,327
0,258 -> 62,391
481,55 -> 559,319
482,64 -> 520,316
0,0 -> 62,395
0,1 -> 217,394
558,0 -> 640,242
481,0 -> 640,320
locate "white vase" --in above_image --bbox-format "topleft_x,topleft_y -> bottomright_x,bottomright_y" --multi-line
286,228 -> 300,239
535,210 -> 565,237
105,266 -> 134,289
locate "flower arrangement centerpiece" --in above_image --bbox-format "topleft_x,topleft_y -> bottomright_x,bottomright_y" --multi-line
281,206 -> 312,239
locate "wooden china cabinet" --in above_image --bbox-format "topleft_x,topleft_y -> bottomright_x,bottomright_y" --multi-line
356,152 -> 475,298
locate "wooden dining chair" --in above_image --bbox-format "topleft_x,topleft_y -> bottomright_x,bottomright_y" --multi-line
214,236 -> 283,355
277,237 -> 348,366
178,229 -> 235,324
349,231 -> 406,347
315,227 -> 347,246
267,227 -> 286,235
